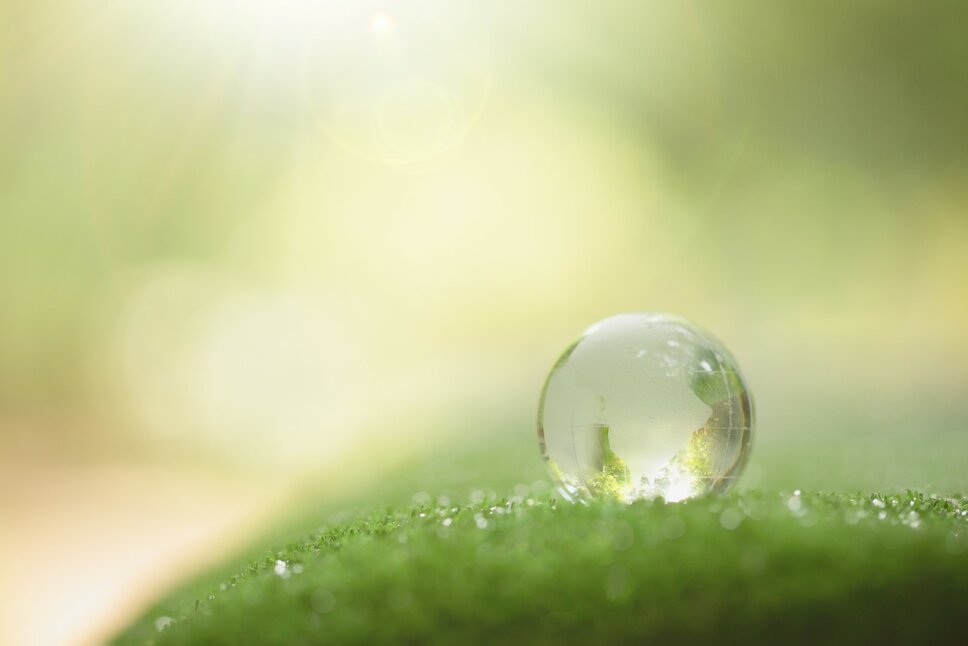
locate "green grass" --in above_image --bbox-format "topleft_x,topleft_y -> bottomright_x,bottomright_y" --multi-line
114,488 -> 968,645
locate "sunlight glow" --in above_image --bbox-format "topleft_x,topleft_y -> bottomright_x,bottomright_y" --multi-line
127,0 -> 491,167
370,12 -> 397,38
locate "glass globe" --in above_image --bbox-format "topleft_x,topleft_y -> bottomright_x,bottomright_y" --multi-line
538,313 -> 753,503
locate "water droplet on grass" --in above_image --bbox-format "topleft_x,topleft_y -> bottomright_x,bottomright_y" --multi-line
740,497 -> 767,520
719,507 -> 743,530
538,313 -> 754,503
274,560 -> 291,579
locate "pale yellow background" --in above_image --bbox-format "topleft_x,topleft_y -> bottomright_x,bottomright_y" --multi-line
2,2 -> 967,644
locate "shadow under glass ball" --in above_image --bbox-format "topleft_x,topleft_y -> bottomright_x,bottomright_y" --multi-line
538,313 -> 753,503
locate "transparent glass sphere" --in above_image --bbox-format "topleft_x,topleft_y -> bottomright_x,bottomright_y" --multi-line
538,313 -> 753,503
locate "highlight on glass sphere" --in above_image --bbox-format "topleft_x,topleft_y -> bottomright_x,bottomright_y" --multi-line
538,313 -> 753,503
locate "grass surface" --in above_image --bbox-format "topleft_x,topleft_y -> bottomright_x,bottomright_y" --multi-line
114,488 -> 968,645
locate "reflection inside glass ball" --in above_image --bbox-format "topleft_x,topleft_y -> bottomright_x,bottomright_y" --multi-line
538,313 -> 754,503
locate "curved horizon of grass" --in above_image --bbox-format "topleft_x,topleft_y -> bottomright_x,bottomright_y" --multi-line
113,488 -> 968,645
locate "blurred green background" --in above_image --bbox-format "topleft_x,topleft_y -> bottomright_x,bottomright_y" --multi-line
1,1 -> 967,644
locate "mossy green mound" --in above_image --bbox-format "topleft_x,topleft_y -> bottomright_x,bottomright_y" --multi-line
114,490 -> 968,645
